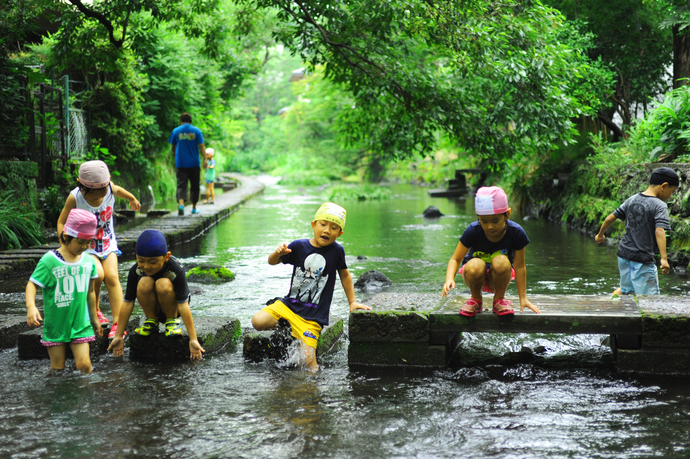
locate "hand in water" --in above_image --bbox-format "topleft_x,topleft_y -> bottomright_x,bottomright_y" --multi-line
190,339 -> 205,360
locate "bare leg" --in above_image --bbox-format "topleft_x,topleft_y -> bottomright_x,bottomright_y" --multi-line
47,344 -> 67,371
209,183 -> 215,202
251,311 -> 278,330
101,253 -> 122,323
462,258 -> 487,302
91,255 -> 105,312
302,344 -> 318,372
154,278 -> 178,319
70,342 -> 93,373
487,254 -> 512,302
136,277 -> 159,319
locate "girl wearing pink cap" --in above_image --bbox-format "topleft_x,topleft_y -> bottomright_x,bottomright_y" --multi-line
57,160 -> 140,339
25,208 -> 103,373
442,186 -> 541,317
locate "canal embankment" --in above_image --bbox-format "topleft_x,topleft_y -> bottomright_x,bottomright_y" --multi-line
0,173 -> 265,280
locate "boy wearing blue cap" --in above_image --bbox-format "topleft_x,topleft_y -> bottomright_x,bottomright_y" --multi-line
251,202 -> 370,372
107,230 -> 205,360
596,167 -> 680,296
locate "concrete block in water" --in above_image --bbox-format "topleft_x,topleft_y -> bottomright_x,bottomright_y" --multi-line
0,315 -> 32,350
616,348 -> 690,375
349,310 -> 429,343
18,327 -> 110,360
348,342 -> 448,368
242,319 -> 344,362
16,319 -> 141,360
128,316 -> 241,361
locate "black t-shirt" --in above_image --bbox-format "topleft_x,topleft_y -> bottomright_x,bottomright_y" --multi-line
123,257 -> 190,304
280,239 -> 348,326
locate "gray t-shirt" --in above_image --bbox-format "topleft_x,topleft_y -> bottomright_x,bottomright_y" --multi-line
613,192 -> 671,264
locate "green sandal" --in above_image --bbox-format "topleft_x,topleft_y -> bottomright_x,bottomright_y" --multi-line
165,318 -> 183,337
135,318 -> 159,336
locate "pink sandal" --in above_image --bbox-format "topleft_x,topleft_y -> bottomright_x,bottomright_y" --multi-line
459,298 -> 483,317
492,298 -> 514,316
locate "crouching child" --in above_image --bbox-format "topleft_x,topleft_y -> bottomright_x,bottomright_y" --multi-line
251,202 -> 371,372
108,230 -> 205,360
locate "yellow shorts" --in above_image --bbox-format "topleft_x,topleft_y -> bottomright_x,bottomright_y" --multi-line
262,300 -> 321,349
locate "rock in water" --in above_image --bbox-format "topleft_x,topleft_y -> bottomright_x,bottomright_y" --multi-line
422,206 -> 444,218
354,270 -> 392,292
186,263 -> 235,284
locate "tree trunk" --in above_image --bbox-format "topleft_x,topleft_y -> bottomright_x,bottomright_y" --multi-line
673,24 -> 690,89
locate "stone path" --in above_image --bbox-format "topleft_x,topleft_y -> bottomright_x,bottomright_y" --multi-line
0,173 -> 264,279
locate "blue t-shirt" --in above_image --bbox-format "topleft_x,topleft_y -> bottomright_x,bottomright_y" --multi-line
460,220 -> 530,265
169,123 -> 204,168
280,239 -> 348,326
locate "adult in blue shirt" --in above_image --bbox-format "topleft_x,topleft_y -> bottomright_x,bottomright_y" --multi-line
169,113 -> 207,215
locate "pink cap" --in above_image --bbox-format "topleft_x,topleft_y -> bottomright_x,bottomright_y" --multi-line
206,148 -> 215,156
78,160 -> 110,188
475,186 -> 509,215
63,208 -> 98,239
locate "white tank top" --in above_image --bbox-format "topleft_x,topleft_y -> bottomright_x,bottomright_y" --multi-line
70,185 -> 119,258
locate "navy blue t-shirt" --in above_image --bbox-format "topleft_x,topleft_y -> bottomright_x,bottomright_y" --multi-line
460,220 -> 530,265
124,257 -> 190,304
280,239 -> 348,326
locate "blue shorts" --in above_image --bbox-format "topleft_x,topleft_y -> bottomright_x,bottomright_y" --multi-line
618,257 -> 659,295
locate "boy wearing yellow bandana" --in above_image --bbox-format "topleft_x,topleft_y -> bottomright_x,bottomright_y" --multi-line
251,202 -> 371,371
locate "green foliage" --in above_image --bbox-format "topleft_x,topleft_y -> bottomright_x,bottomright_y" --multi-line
245,0 -> 608,168
0,190 -> 45,250
544,0 -> 672,129
631,85 -> 690,162
327,184 -> 390,201
39,185 -> 66,227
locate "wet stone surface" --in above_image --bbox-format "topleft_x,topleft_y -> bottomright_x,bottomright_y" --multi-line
242,319 -> 344,363
128,316 -> 241,361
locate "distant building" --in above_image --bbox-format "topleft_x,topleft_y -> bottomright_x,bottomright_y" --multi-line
289,68 -> 307,82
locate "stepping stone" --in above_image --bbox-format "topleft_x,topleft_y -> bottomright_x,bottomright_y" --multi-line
243,319 -> 344,363
128,316 -> 241,362
0,315 -> 33,350
16,318 -> 141,360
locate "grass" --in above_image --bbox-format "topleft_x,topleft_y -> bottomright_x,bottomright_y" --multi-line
0,190 -> 46,250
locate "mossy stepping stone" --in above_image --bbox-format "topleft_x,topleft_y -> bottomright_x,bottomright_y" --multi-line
186,263 -> 235,284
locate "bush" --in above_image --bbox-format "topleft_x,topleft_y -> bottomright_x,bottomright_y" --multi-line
327,184 -> 390,201
0,191 -> 45,250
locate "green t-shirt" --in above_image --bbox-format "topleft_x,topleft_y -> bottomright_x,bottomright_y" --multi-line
29,251 -> 98,342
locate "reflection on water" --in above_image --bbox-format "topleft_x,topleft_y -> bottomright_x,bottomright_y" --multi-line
1,182 -> 690,458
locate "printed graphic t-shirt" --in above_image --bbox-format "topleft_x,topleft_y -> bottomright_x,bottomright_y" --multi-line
124,257 -> 190,304
71,185 -> 118,258
460,220 -> 530,265
29,251 -> 98,342
280,239 -> 348,326
169,123 -> 204,168
614,192 -> 671,264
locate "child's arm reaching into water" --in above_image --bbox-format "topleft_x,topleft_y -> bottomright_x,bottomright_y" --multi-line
595,213 -> 617,244
107,301 -> 134,357
111,183 -> 141,211
442,241 -> 470,297
513,248 -> 540,314
178,302 -> 205,360
338,268 -> 371,312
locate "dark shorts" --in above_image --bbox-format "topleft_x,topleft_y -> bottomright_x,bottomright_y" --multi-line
176,167 -> 201,203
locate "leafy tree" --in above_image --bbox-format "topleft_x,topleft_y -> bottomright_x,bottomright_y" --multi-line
545,0 -> 673,140
242,0 -> 610,168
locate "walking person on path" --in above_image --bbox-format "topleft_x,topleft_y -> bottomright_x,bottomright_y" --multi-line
169,112 -> 207,216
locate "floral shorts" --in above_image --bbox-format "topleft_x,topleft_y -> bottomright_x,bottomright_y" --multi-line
459,265 -> 515,293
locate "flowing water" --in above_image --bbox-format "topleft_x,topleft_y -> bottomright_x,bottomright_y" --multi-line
1,179 -> 690,458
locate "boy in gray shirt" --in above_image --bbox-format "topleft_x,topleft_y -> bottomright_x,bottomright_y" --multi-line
596,167 -> 680,295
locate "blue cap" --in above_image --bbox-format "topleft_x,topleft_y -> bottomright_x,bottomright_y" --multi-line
136,230 -> 168,257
